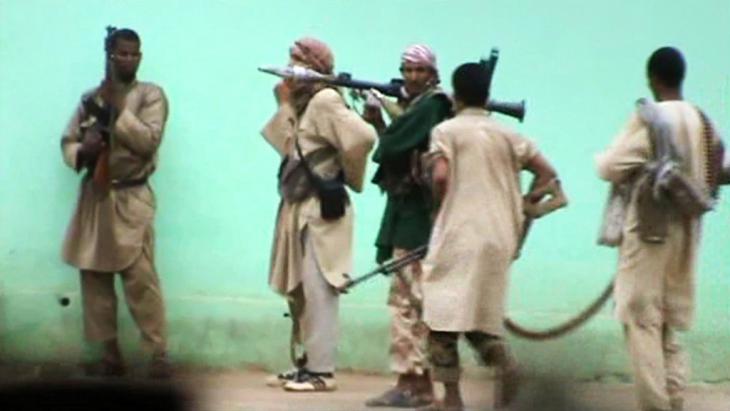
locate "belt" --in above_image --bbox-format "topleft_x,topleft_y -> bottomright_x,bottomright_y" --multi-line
111,177 -> 148,189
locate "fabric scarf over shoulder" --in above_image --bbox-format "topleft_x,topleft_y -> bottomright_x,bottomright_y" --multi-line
372,90 -> 452,180
371,89 -> 452,262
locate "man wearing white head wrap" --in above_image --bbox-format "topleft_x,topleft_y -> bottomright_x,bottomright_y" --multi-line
363,44 -> 452,408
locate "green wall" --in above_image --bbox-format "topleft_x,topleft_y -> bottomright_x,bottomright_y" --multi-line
1,0 -> 729,380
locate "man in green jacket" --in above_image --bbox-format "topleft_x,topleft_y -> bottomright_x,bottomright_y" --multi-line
363,44 -> 452,408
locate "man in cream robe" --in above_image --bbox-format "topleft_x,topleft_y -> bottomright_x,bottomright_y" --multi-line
420,63 -> 558,411
261,37 -> 376,392
596,47 -> 721,411
61,28 -> 169,378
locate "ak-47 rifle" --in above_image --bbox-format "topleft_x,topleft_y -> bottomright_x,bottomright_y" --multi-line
258,49 -> 526,122
343,245 -> 428,290
343,179 -> 567,290
79,26 -> 117,192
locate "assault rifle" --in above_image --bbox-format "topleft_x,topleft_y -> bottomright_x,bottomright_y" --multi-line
79,25 -> 117,192
343,245 -> 428,290
343,179 -> 567,290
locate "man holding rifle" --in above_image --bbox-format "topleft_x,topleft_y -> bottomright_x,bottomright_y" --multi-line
362,44 -> 452,408
60,28 -> 170,378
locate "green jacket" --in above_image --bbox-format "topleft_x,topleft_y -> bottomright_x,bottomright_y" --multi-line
372,90 -> 452,262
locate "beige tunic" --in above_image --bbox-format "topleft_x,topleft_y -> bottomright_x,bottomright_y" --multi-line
595,101 -> 708,330
262,88 -> 376,294
422,108 -> 537,335
61,81 -> 169,272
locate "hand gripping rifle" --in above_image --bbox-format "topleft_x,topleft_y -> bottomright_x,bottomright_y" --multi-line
258,54 -> 526,122
79,26 -> 117,192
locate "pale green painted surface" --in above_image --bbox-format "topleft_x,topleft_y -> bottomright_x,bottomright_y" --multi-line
1,0 -> 729,380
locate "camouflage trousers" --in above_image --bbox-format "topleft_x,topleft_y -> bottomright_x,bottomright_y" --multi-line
387,247 -> 429,375
428,330 -> 514,382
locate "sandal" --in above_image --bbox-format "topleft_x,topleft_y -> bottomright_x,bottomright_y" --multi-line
365,387 -> 432,408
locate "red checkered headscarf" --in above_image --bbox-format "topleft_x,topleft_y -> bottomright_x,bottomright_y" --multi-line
401,44 -> 437,71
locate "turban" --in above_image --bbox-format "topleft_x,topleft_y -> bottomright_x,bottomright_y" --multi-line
401,44 -> 437,70
290,37 -> 334,74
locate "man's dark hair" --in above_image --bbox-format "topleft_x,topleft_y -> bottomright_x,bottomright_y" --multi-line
647,47 -> 685,88
107,28 -> 141,52
452,63 -> 489,107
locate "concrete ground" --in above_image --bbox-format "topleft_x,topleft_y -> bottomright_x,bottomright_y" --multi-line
1,366 -> 729,411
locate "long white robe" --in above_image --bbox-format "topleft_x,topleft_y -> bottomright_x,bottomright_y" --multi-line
596,101 -> 710,329
262,88 -> 377,293
422,108 -> 537,335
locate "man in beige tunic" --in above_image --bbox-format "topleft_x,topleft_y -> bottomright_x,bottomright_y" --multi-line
261,37 -> 376,392
596,47 -> 722,411
61,28 -> 169,378
419,63 -> 558,411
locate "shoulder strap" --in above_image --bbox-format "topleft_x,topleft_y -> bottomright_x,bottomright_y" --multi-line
636,98 -> 676,162
294,137 -> 322,187
294,137 -> 341,187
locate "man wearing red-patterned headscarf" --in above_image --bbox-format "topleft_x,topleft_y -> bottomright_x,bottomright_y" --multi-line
363,44 -> 452,408
261,37 -> 376,392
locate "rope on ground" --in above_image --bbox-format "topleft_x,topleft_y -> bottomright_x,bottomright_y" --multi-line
504,280 -> 614,341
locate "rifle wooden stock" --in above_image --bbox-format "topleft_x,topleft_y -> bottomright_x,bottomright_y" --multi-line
92,146 -> 111,192
90,25 -> 116,193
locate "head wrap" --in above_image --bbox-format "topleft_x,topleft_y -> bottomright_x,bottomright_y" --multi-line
290,37 -> 334,74
401,44 -> 437,70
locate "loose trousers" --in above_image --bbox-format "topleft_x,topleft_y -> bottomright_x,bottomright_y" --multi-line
288,230 -> 340,373
624,320 -> 687,411
80,228 -> 166,353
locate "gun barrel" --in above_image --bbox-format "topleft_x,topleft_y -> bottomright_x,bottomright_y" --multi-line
257,66 -> 287,77
479,47 -> 499,92
257,66 -> 328,81
328,73 -> 404,98
257,66 -> 401,96
487,99 -> 526,122
345,245 -> 428,290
